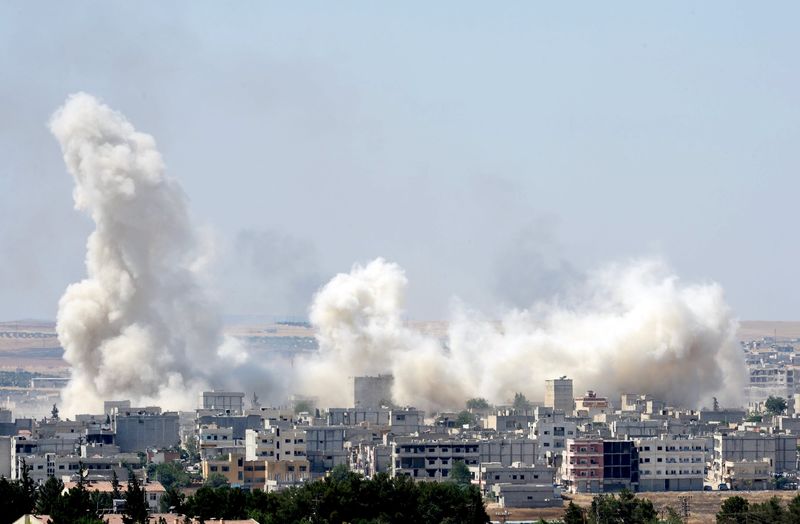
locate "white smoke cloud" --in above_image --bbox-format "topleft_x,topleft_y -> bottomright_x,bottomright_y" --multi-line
304,257 -> 746,411
50,93 -> 226,415
296,258 -> 440,407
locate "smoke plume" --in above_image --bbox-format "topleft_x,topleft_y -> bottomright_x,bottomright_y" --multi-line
305,257 -> 745,411
50,93 -> 224,415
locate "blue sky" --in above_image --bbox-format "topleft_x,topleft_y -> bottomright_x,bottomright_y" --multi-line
1,2 -> 798,320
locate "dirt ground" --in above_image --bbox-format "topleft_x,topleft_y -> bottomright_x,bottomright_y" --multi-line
487,490 -> 800,523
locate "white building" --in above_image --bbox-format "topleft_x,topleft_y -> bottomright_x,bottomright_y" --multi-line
531,408 -> 576,463
635,437 -> 707,491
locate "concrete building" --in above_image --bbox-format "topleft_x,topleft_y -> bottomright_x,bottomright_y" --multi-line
747,364 -> 794,404
195,414 -> 262,440
717,459 -> 774,490
63,480 -> 165,512
200,391 -> 245,415
480,437 -> 537,467
16,452 -> 141,483
612,420 -> 664,439
545,377 -> 574,415
562,438 -> 604,493
0,436 -> 11,478
531,408 -> 577,461
114,411 -> 180,453
562,438 -> 639,493
698,409 -> 746,425
305,426 -> 347,475
389,408 -> 424,434
485,411 -> 535,432
327,408 -> 389,426
601,440 -> 639,492
635,437 -> 706,491
391,437 -> 480,481
492,483 -> 562,508
353,375 -> 394,409
710,432 -> 798,486
199,424 -> 240,459
575,391 -> 611,418
473,462 -> 555,493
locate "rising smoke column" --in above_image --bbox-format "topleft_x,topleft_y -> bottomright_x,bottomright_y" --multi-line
50,93 -> 223,415
297,258 -> 444,407
306,257 -> 745,411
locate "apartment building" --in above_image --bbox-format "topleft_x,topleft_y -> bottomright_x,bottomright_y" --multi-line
562,438 -> 639,493
562,438 -> 603,493
747,364 -> 795,404
635,437 -> 706,491
391,437 -> 480,481
710,432 -> 798,487
531,408 -> 577,459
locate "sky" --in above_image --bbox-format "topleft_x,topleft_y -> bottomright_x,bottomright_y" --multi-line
0,2 -> 798,322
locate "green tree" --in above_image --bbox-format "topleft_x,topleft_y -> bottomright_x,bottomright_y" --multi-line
160,486 -> 186,513
294,399 -> 313,414
123,468 -> 149,524
786,494 -> 800,522
455,410 -> 476,427
36,476 -> 65,515
18,459 -> 38,513
717,495 -> 750,524
111,469 -> 123,499
204,472 -> 230,488
587,490 -> 656,524
449,460 -> 472,485
149,462 -> 191,491
563,501 -> 585,524
765,396 -> 787,415
466,398 -> 490,410
749,497 -> 784,523
0,475 -> 33,523
183,436 -> 201,463
50,481 -> 96,524
512,392 -> 531,412
661,506 -> 683,524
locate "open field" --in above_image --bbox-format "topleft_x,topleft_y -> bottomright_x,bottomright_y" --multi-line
487,490 -> 800,523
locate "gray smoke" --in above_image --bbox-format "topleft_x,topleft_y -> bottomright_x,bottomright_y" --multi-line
50,93 -> 227,415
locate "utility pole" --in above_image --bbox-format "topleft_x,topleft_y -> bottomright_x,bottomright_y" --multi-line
678,495 -> 691,523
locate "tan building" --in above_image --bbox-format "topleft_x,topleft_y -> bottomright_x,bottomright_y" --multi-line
63,480 -> 165,512
545,377 -> 574,415
717,459 -> 774,490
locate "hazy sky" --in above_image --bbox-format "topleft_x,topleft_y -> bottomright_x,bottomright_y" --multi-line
1,2 -> 798,321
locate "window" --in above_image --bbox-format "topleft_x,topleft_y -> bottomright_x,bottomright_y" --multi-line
222,466 -> 230,472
